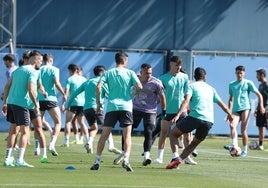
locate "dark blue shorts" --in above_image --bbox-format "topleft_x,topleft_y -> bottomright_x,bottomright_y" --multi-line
84,108 -> 104,125
132,110 -> 156,129
164,112 -> 187,122
70,106 -> 84,117
7,104 -> 31,126
256,108 -> 268,127
177,116 -> 213,141
104,111 -> 133,128
39,100 -> 58,111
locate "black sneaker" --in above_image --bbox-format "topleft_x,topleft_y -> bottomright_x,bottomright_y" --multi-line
90,163 -> 99,170
224,144 -> 232,151
142,158 -> 152,166
122,161 -> 133,172
192,150 -> 198,157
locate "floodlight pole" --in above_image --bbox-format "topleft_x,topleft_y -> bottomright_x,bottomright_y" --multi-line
0,0 -> 16,54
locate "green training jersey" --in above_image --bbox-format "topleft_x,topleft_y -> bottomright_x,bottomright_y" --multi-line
65,74 -> 87,106
188,81 -> 221,123
67,76 -> 108,110
99,67 -> 140,112
229,79 -> 258,112
7,65 -> 36,108
159,72 -> 189,114
38,65 -> 60,102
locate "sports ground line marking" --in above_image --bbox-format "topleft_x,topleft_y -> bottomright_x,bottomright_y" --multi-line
0,184 -> 183,188
128,140 -> 268,160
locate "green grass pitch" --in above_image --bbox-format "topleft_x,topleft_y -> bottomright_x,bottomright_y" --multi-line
0,132 -> 267,188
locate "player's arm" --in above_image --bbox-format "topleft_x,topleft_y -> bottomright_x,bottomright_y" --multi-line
54,78 -> 67,102
217,100 -> 233,123
96,82 -> 103,112
37,81 -> 47,98
2,78 -> 12,115
61,87 -> 69,112
228,95 -> 233,111
28,81 -> 40,115
66,85 -> 84,109
135,82 -> 143,92
171,94 -> 191,124
159,92 -> 166,116
255,90 -> 265,114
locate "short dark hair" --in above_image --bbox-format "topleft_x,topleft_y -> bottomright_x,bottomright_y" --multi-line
256,68 -> 266,76
115,51 -> 128,64
68,63 -> 79,73
194,67 -> 206,81
141,63 -> 151,69
22,50 -> 31,59
43,53 -> 53,62
18,58 -> 24,66
235,65 -> 245,72
93,65 -> 105,76
29,50 -> 43,58
170,56 -> 182,64
3,54 -> 15,62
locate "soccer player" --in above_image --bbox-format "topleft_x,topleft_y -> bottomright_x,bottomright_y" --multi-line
61,63 -> 88,147
224,65 -> 265,157
2,53 -> 18,146
2,50 -> 48,167
90,51 -> 142,172
38,53 -> 66,156
255,68 -> 268,150
3,53 -> 17,80
166,67 -> 233,169
154,56 -> 196,165
66,65 -> 121,154
114,63 -> 166,166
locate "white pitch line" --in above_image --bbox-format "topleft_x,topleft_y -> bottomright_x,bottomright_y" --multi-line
198,149 -> 268,160
0,184 -> 183,188
122,140 -> 268,160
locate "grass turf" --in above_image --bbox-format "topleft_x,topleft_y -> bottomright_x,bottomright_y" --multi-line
0,132 -> 267,188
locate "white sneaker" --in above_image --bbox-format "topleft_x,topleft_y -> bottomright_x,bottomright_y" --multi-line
108,147 -> 122,154
113,153 -> 124,165
259,145 -> 264,151
3,158 -> 14,167
153,158 -> 163,164
184,157 -> 197,165
48,144 -> 59,156
84,143 -> 93,154
15,160 -> 34,168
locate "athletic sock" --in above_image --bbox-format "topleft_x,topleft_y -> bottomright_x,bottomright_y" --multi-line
242,145 -> 248,153
64,135 -> 69,145
157,149 -> 164,160
107,133 -> 115,149
172,152 -> 179,159
50,135 -> 57,147
35,139 -> 40,151
41,148 -> 47,158
95,155 -> 101,164
88,136 -> 94,145
123,152 -> 130,163
5,148 -> 12,159
232,138 -> 238,147
17,148 -> 26,163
